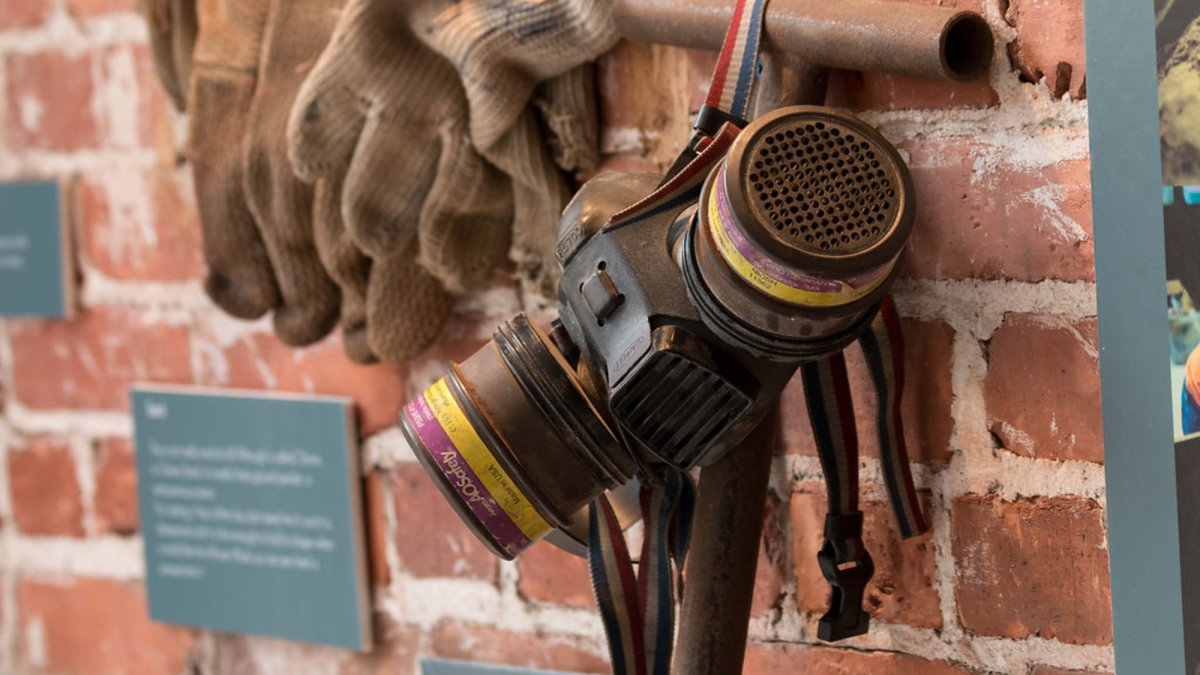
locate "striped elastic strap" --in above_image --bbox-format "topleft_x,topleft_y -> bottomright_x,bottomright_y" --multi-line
859,296 -> 927,537
589,471 -> 695,675
799,352 -> 864,561
799,296 -> 928,641
604,124 -> 740,234
704,0 -> 770,125
606,0 -> 770,231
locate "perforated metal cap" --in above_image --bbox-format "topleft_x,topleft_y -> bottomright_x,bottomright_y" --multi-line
724,106 -> 915,275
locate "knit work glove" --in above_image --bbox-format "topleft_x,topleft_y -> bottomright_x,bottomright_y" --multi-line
287,1 -> 513,362
139,0 -> 198,111
288,0 -> 614,360
188,0 -> 340,346
413,0 -> 615,287
314,174 -> 454,364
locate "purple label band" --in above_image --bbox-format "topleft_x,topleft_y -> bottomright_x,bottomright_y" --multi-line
714,166 -> 892,294
403,395 -> 533,556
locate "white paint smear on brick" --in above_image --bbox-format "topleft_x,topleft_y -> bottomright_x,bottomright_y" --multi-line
91,46 -> 141,149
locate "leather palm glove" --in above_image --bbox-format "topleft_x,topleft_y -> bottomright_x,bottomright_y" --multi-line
288,0 -> 614,362
187,0 -> 340,346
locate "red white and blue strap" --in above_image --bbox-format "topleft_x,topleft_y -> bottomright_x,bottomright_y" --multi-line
589,1 -> 769,670
606,0 -> 771,235
589,496 -> 645,675
705,0 -> 770,126
799,352 -> 864,561
603,124 -> 740,233
858,297 -> 927,538
589,471 -> 695,675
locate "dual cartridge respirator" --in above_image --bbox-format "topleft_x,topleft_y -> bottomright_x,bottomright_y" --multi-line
399,104 -> 915,560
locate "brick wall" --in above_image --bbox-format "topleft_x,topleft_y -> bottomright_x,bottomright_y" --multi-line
0,1 -> 1112,674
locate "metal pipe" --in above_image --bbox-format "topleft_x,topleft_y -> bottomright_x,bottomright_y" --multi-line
614,0 -> 995,83
674,406 -> 780,675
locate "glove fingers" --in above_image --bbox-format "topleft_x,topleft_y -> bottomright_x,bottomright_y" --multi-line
535,64 -> 600,174
341,112 -> 442,258
366,242 -> 455,363
418,128 -> 514,293
314,175 -> 376,365
242,0 -> 342,347
287,0 -> 375,182
419,0 -> 618,151
188,71 -> 280,319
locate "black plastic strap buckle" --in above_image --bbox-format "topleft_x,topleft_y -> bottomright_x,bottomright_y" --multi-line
816,511 -> 875,642
692,105 -> 748,139
660,106 -> 750,185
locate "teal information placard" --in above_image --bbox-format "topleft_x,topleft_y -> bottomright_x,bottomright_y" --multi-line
132,386 -> 372,651
0,181 -> 71,317
421,659 -> 581,675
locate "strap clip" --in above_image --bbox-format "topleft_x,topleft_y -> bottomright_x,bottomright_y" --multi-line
816,511 -> 874,642
692,105 -> 748,140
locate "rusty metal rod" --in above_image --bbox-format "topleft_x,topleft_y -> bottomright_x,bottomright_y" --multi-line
674,406 -> 781,675
614,0 -> 994,83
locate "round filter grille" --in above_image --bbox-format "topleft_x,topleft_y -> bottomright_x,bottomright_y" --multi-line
744,115 -> 903,256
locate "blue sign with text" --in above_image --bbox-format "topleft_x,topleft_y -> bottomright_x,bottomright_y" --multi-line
132,386 -> 372,651
0,181 -> 70,317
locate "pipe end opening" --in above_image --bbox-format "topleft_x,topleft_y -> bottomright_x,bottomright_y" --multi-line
943,13 -> 994,82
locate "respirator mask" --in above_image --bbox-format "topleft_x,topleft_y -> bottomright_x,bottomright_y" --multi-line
399,104 -> 914,559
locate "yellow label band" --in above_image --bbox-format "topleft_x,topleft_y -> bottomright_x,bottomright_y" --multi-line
424,379 -> 550,541
707,177 -> 890,307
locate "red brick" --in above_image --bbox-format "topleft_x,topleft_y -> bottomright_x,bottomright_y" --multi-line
900,138 -> 1093,282
844,71 -> 999,111
791,487 -> 941,629
67,0 -> 136,17
77,169 -> 204,281
0,0 -> 52,29
518,540 -> 595,608
389,465 -> 497,582
94,437 -> 138,535
8,438 -> 84,537
952,495 -> 1112,644
1005,0 -> 1086,99
1031,668 -> 1114,675
752,495 -> 787,619
338,615 -> 421,675
9,306 -> 193,411
5,45 -> 170,153
782,318 -> 956,464
984,315 -> 1102,463
194,320 -> 407,436
597,41 -> 692,166
17,577 -> 195,675
743,642 -> 971,675
203,616 -> 420,675
364,472 -> 391,586
5,50 -> 99,151
430,622 -> 609,674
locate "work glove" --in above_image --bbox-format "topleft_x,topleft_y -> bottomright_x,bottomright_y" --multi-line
288,0 -> 614,361
288,3 -> 507,362
187,0 -> 341,346
139,0 -> 198,111
313,174 -> 454,364
413,0 -> 614,285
